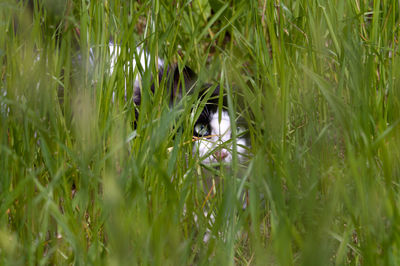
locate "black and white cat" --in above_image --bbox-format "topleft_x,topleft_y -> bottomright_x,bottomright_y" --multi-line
108,44 -> 248,164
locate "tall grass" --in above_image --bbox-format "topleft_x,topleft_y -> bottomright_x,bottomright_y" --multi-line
1,0 -> 400,264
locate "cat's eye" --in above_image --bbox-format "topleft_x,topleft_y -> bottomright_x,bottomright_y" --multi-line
237,126 -> 246,135
236,126 -> 248,137
194,123 -> 210,137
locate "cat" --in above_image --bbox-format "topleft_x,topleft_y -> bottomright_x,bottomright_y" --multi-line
109,43 -> 248,165
14,1 -> 249,164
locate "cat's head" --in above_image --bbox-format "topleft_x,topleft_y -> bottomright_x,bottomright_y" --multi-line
170,66 -> 248,164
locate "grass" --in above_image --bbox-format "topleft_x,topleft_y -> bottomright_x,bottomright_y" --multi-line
1,0 -> 400,264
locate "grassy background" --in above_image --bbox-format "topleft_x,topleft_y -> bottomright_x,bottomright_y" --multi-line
1,0 -> 400,264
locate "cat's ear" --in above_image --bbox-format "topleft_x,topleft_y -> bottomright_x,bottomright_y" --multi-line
171,65 -> 198,101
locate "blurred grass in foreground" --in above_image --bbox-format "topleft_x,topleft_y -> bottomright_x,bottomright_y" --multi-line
1,0 -> 400,265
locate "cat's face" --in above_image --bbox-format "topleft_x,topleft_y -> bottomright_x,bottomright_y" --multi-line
192,109 -> 247,164
166,66 -> 249,165
186,83 -> 248,164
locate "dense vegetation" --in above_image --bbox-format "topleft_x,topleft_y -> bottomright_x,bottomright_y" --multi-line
1,0 -> 400,264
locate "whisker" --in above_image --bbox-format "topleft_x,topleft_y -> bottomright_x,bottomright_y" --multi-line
166,135 -> 218,152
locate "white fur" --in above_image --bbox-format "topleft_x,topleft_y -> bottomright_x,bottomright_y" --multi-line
109,44 -> 163,77
109,44 -> 163,101
193,111 -> 246,164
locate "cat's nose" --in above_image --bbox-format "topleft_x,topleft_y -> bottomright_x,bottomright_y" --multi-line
214,150 -> 229,161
